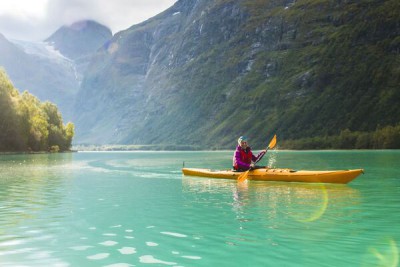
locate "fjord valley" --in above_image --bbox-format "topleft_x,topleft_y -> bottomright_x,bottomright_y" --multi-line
0,2 -> 400,267
1,0 -> 399,150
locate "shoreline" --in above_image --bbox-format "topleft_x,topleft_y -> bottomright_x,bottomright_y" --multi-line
0,150 -> 77,155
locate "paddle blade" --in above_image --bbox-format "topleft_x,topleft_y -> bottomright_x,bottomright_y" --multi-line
268,134 -> 277,149
237,170 -> 250,183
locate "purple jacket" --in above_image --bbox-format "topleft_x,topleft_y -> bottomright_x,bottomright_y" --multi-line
233,145 -> 266,170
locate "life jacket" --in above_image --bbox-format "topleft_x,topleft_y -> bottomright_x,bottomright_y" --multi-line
234,147 -> 253,170
240,148 -> 253,164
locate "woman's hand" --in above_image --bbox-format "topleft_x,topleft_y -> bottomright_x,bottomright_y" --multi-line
250,163 -> 255,170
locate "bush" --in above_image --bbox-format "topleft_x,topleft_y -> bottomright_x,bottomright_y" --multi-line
49,145 -> 60,153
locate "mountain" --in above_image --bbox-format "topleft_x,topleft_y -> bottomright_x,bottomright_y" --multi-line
45,20 -> 112,60
0,33 -> 79,120
72,0 -> 400,148
0,20 -> 112,121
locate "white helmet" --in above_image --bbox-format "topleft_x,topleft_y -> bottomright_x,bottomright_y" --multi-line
238,136 -> 248,145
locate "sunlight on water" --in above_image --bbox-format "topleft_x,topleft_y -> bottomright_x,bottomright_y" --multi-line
363,237 -> 399,267
288,184 -> 329,223
118,247 -> 136,254
0,151 -> 399,266
104,264 -> 133,267
139,255 -> 176,265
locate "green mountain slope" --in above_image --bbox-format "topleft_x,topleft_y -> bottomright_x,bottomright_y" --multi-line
73,0 -> 400,149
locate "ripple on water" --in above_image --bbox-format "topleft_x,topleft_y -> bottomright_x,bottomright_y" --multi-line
139,255 -> 177,265
99,241 -> 118,246
0,247 -> 37,256
103,233 -> 117,236
87,253 -> 110,260
104,264 -> 134,267
0,239 -> 26,247
26,250 -> 53,260
118,247 -> 137,255
146,242 -> 159,247
70,245 -> 93,251
160,232 -> 187,238
182,255 -> 202,260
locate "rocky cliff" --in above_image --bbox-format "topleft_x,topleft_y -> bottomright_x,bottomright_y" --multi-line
46,20 -> 112,60
69,0 -> 400,147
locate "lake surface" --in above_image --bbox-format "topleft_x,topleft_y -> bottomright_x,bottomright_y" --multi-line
0,150 -> 399,267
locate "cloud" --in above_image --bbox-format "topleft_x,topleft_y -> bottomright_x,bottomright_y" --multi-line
0,14 -> 48,41
0,0 -> 176,41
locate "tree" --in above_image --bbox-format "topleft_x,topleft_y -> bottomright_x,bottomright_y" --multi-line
0,69 -> 26,151
65,122 -> 75,150
0,68 -> 75,152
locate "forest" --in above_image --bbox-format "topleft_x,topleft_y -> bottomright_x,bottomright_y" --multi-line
281,126 -> 400,149
0,68 -> 74,152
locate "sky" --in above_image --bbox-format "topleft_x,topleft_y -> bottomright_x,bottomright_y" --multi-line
0,0 -> 177,41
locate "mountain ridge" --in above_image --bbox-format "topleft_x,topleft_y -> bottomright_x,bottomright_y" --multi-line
45,20 -> 112,60
72,0 -> 400,148
0,20 -> 113,121
1,1 -> 399,149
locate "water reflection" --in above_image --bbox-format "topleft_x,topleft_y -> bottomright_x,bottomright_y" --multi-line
0,154 -> 74,224
181,177 -> 366,265
182,178 -> 361,225
0,153 -> 74,265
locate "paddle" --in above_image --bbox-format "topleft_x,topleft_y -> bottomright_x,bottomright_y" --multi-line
237,134 -> 277,183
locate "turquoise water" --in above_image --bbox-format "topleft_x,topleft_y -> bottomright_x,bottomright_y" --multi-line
0,150 -> 399,267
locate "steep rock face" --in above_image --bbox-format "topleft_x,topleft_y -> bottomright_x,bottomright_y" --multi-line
45,20 -> 113,84
45,20 -> 112,60
73,0 -> 253,144
73,0 -> 400,148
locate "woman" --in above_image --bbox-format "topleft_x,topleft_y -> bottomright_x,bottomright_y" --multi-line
233,136 -> 266,171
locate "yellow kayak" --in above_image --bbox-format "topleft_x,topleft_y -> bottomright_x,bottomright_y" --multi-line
182,168 -> 364,184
